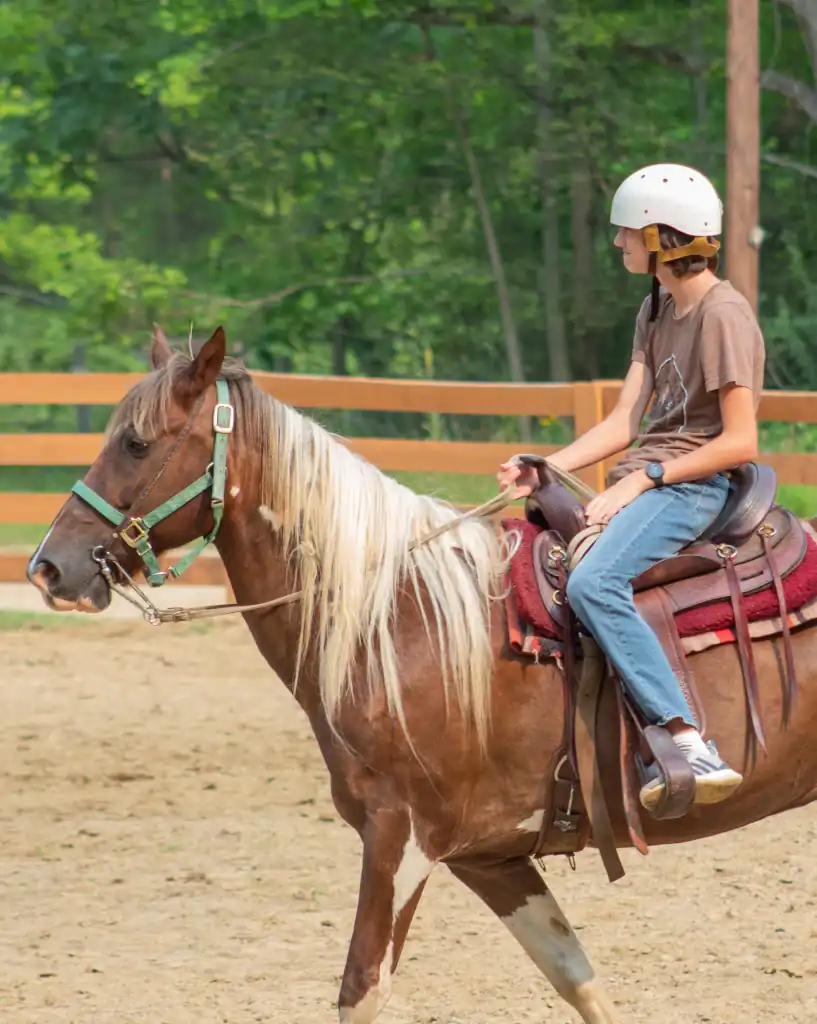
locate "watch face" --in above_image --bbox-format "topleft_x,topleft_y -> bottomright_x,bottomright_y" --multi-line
647,463 -> 663,481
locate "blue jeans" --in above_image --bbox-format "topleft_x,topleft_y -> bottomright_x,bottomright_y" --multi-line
565,475 -> 730,728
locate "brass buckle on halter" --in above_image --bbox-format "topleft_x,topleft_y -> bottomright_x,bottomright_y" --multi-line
213,403 -> 235,434
120,517 -> 149,548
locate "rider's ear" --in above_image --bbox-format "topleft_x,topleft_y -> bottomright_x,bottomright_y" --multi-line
185,325 -> 227,396
151,324 -> 173,369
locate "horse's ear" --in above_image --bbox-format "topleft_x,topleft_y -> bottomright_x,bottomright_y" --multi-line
151,324 -> 173,369
186,325 -> 227,395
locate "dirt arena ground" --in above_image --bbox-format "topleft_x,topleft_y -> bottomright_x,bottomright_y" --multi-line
2,616 -> 817,1024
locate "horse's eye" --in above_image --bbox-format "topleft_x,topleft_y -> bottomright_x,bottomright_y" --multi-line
124,433 -> 150,459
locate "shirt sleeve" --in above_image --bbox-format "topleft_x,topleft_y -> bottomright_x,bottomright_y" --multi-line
699,302 -> 761,392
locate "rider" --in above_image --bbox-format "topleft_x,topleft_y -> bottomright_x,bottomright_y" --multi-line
498,163 -> 765,813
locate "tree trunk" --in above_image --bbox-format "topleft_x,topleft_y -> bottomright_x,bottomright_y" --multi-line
451,105 -> 531,440
691,0 -> 710,171
534,0 -> 570,383
570,162 -> 598,379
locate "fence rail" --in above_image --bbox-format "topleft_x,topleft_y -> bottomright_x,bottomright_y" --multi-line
3,372 -> 817,586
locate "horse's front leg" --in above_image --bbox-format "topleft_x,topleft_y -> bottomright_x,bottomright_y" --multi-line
338,809 -> 435,1023
449,856 -> 620,1024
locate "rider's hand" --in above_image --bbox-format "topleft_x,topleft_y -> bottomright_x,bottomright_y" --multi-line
585,470 -> 650,525
497,460 -> 539,499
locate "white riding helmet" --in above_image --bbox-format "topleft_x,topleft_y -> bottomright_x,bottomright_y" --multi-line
611,163 -> 722,235
610,163 -> 722,264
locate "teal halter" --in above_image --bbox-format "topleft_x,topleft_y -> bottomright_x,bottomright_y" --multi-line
72,377 -> 234,587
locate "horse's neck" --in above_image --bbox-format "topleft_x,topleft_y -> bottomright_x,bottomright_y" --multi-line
214,502 -> 313,705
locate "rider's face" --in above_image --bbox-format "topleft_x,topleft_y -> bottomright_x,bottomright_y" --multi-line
614,227 -> 650,275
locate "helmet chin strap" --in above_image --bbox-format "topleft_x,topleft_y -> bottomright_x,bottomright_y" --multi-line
648,253 -> 661,322
642,224 -> 721,322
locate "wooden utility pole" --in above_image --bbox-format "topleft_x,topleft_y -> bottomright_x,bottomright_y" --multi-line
725,0 -> 760,313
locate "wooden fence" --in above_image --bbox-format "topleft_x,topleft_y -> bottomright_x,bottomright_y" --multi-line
3,372 -> 817,586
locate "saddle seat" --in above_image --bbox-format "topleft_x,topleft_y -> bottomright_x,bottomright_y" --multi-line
525,460 -> 780,576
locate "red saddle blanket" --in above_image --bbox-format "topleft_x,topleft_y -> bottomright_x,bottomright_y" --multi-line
503,518 -> 817,657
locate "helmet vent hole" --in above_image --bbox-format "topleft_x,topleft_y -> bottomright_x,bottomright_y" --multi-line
662,178 -> 668,183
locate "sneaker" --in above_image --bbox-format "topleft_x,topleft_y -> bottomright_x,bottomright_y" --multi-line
639,740 -> 743,814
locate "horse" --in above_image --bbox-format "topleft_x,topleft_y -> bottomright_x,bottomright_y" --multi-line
26,325 -> 817,1024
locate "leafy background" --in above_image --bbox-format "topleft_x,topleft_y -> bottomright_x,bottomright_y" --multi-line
2,0 -> 817,533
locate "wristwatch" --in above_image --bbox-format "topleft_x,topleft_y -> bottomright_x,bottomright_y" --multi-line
645,462 -> 666,487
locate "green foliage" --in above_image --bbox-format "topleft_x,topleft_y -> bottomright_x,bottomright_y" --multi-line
0,0 -> 816,480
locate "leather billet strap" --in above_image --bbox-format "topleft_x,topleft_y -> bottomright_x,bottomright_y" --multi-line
720,545 -> 767,767
760,527 -> 798,728
574,636 -> 625,883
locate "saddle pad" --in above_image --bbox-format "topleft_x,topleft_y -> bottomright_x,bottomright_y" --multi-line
503,519 -> 561,639
502,518 -> 817,652
674,528 -> 817,637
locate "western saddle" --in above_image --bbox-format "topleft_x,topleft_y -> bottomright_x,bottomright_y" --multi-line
516,456 -> 805,882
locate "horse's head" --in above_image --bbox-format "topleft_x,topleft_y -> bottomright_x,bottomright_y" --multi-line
27,324 -> 230,613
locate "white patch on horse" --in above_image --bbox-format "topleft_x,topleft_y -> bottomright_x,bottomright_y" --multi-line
503,892 -> 613,1018
393,823 -> 433,917
258,504 -> 281,530
230,484 -> 241,497
515,809 -> 545,833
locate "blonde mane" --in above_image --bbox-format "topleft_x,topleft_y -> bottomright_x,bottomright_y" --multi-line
112,354 -> 514,747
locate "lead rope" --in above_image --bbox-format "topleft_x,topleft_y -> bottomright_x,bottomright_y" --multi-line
95,488 -> 519,625
96,454 -> 596,626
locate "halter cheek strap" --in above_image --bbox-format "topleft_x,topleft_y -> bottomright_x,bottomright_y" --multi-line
72,377 -> 234,586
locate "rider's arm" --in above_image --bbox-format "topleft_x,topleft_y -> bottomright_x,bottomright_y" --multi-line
547,360 -> 654,474
660,384 -> 758,485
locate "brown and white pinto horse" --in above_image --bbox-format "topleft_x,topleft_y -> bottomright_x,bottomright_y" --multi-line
27,327 -> 817,1023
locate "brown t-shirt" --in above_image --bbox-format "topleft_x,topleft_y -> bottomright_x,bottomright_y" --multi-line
607,280 -> 765,485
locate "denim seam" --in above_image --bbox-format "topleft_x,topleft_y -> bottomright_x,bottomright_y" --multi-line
572,487 -> 696,726
593,487 -> 687,580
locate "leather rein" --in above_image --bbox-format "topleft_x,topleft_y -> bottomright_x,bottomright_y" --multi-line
73,376 -> 522,626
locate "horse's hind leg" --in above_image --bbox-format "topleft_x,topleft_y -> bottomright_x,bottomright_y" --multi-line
448,857 -> 619,1024
338,810 -> 435,1023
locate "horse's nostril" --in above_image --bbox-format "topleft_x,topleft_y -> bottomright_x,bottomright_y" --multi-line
34,557 -> 62,589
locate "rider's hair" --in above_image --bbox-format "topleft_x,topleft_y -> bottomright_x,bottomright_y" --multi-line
658,224 -> 720,277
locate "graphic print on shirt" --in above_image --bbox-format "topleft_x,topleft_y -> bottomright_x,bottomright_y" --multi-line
647,354 -> 689,433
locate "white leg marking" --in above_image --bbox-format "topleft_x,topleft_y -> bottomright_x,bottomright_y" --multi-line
340,822 -> 433,1024
339,945 -> 392,1024
258,503 -> 281,530
503,892 -> 618,1022
515,809 -> 545,833
230,484 -> 241,497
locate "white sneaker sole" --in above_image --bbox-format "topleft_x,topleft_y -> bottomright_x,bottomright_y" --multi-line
639,767 -> 743,813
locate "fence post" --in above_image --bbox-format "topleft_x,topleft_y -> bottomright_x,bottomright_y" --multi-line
572,381 -> 606,492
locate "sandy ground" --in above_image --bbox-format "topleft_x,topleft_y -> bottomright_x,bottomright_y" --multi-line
2,613 -> 817,1024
